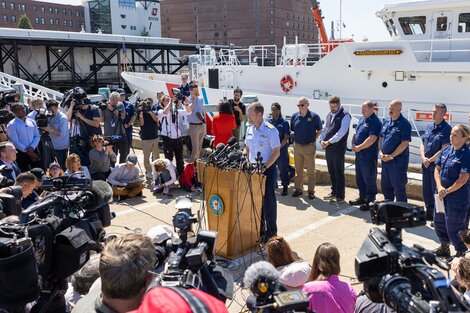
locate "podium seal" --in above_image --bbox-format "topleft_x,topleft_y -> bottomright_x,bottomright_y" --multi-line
209,195 -> 224,216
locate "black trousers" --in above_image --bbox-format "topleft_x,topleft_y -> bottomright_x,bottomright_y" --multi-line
162,136 -> 184,174
112,136 -> 129,164
325,148 -> 346,199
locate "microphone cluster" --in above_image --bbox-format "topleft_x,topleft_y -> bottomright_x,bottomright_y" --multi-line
205,137 -> 255,172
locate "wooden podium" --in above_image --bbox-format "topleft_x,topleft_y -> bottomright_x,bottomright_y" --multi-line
196,162 -> 265,259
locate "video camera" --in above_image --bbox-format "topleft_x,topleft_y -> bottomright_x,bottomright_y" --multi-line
243,261 -> 310,312
355,201 -> 470,313
103,135 -> 123,147
0,179 -> 112,312
0,91 -> 19,109
172,88 -> 186,102
154,196 -> 233,302
59,87 -> 90,112
35,108 -> 53,128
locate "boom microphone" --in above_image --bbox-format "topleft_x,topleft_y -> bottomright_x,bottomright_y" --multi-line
243,261 -> 279,299
208,143 -> 225,163
78,180 -> 113,212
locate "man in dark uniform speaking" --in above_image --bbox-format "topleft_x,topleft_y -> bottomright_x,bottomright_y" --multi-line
244,102 -> 280,242
379,99 -> 412,202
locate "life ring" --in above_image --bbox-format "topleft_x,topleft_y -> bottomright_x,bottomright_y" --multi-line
280,75 -> 294,93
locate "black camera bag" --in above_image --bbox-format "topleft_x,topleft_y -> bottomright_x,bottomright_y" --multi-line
52,226 -> 90,278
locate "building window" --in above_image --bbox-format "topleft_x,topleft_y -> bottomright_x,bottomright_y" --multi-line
2,14 -> 7,22
11,15 -> 15,23
398,16 -> 426,35
35,17 -> 39,24
118,0 -> 135,7
64,20 -> 67,26
9,2 -> 14,9
54,8 -> 58,14
68,9 -> 72,16
1,2 -> 5,9
33,4 -> 36,11
48,7 -> 52,14
41,6 -> 45,13
50,18 -> 54,25
69,20 -> 73,27
18,4 -> 25,11
76,10 -> 80,17
41,17 -> 45,24
55,19 -> 59,26
458,13 -> 470,33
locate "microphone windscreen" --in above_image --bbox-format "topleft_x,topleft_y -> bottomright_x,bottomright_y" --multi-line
243,261 -> 279,290
216,143 -> 225,151
227,136 -> 237,146
87,180 -> 113,211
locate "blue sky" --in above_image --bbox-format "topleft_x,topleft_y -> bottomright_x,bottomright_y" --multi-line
51,0 -> 419,42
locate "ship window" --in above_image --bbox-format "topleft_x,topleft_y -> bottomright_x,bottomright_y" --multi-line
399,16 -> 426,35
458,13 -> 470,32
436,17 -> 447,31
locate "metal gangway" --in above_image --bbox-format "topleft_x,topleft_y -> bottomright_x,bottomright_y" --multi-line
0,71 -> 63,101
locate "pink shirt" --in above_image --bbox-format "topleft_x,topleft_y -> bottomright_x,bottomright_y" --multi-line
302,275 -> 356,313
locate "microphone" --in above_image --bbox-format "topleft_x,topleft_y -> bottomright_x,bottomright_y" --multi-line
219,150 -> 243,169
77,180 -> 113,212
207,143 -> 225,163
243,261 -> 279,300
255,151 -> 263,172
215,137 -> 237,160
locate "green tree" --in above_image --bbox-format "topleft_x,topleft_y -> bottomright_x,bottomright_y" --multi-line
17,14 -> 33,29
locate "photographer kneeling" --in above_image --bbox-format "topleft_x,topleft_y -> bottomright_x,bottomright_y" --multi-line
107,154 -> 144,199
152,158 -> 177,196
89,135 -> 116,181
73,233 -> 157,313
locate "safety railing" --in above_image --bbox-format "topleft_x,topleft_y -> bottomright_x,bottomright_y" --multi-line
0,71 -> 63,101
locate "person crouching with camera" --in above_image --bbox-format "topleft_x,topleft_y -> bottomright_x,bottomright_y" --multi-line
158,94 -> 192,175
89,135 -> 116,181
152,158 -> 177,197
107,154 -> 144,199
138,99 -> 160,179
41,100 -> 69,169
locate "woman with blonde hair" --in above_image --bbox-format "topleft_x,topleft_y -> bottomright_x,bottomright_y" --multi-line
65,153 -> 91,179
302,242 -> 356,313
266,236 -> 310,289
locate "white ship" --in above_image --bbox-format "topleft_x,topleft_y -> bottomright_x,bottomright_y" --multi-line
122,0 -> 470,150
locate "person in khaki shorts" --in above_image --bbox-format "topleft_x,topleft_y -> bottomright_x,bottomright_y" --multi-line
290,97 -> 322,199
187,83 -> 206,162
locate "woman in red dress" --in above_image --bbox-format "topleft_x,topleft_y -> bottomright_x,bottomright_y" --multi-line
211,101 -> 236,147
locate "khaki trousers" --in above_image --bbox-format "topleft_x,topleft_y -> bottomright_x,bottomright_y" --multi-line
188,124 -> 205,162
142,138 -> 160,174
294,142 -> 317,192
113,182 -> 146,198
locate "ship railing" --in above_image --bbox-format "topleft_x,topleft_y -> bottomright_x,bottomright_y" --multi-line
0,71 -> 63,102
408,37 -> 470,62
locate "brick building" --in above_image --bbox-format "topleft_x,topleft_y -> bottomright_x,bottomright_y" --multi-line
161,0 -> 319,47
0,0 -> 84,31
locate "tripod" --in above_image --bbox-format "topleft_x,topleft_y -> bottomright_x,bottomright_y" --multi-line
38,130 -> 58,170
69,114 -> 91,166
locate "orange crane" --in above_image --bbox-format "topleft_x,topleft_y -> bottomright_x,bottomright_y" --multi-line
311,0 -> 353,53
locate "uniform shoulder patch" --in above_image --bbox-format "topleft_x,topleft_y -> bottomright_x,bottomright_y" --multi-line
265,122 -> 275,129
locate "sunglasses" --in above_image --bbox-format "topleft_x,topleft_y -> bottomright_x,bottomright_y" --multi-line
297,104 -> 306,107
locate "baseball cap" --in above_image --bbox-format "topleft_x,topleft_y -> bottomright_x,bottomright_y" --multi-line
116,88 -> 126,96
127,154 -> 138,165
129,287 -> 228,313
146,225 -> 173,244
48,162 -> 61,170
30,168 -> 45,181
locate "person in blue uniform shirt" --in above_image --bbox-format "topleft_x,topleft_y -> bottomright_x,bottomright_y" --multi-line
244,102 -> 280,242
378,100 -> 412,202
433,124 -> 470,258
268,102 -> 290,196
350,101 -> 382,210
420,103 -> 452,221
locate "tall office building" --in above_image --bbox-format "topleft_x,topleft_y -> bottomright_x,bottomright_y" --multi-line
161,0 -> 319,47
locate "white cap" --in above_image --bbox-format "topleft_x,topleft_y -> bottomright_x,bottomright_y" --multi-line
146,225 -> 173,244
